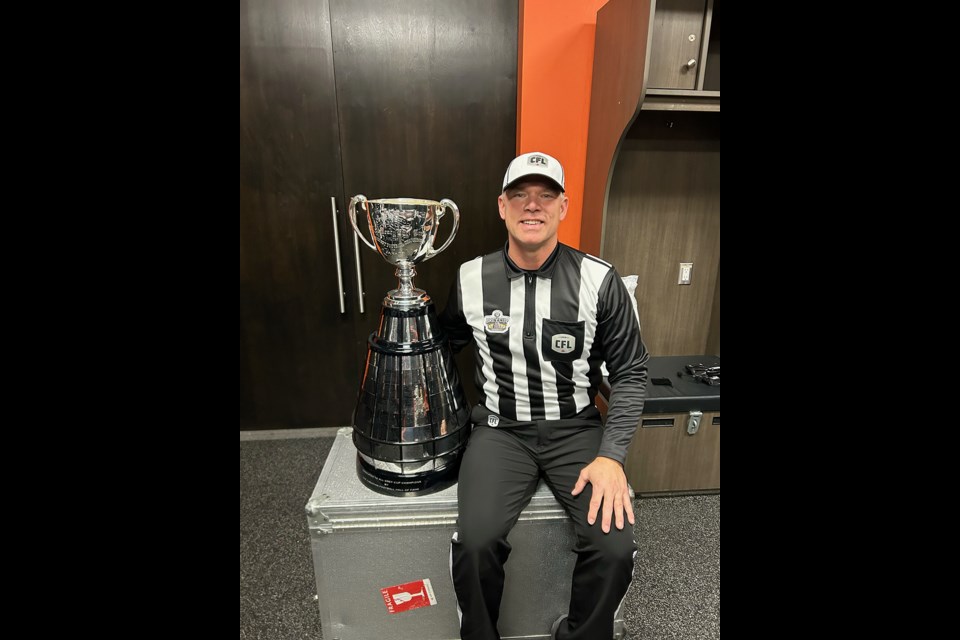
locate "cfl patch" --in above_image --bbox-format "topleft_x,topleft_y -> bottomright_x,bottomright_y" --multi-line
528,155 -> 548,166
484,310 -> 510,334
540,318 -> 584,363
487,415 -> 500,427
551,334 -> 576,354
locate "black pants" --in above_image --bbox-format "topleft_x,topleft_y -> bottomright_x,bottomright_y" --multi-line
450,422 -> 637,640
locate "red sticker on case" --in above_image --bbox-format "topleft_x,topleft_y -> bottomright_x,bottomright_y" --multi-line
380,578 -> 438,614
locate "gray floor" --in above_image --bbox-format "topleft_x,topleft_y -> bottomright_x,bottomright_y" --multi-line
240,436 -> 720,639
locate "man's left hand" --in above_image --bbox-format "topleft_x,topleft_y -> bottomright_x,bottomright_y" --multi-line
571,456 -> 635,533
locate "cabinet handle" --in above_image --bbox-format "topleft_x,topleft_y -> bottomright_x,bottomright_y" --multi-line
330,197 -> 346,314
352,223 -> 366,314
641,418 -> 675,428
685,58 -> 697,69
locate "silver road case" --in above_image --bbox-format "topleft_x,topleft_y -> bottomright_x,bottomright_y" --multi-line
306,427 -> 626,640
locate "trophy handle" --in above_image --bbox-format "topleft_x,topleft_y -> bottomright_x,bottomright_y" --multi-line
348,194 -> 378,251
427,198 -> 460,258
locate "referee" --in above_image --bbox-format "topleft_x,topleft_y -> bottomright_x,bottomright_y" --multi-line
440,151 -> 649,640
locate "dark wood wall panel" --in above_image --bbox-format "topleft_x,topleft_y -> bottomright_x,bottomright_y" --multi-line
330,0 -> 518,310
240,0 -> 517,428
603,111 -> 720,356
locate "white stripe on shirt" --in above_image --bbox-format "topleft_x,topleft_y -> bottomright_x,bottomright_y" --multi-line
460,258 -> 500,413
573,257 -> 609,412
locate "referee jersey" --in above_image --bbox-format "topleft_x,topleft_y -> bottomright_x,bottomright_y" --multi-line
440,243 -> 649,464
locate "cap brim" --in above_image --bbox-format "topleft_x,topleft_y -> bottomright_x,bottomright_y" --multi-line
502,174 -> 565,193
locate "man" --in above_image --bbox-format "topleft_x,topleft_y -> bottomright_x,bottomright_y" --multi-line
440,151 -> 649,640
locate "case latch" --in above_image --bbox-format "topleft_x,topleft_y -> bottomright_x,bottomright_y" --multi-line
686,410 -> 703,435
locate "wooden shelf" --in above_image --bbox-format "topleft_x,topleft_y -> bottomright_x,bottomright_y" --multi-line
642,89 -> 720,112
646,89 -> 720,97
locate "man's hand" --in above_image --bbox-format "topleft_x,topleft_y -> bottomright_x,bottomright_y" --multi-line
571,456 -> 635,533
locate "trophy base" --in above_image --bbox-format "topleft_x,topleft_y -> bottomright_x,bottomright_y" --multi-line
355,453 -> 462,497
353,300 -> 472,497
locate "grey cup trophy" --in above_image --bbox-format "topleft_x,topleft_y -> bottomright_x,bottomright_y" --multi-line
348,195 -> 471,496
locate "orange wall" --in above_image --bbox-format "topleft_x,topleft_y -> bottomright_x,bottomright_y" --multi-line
519,0 -> 609,249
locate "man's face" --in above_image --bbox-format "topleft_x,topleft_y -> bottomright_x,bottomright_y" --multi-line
497,179 -> 568,254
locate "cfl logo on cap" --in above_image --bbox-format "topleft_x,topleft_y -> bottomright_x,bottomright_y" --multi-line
552,334 -> 575,354
528,155 -> 548,166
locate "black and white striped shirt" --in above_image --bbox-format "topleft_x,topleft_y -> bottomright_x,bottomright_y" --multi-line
440,243 -> 649,464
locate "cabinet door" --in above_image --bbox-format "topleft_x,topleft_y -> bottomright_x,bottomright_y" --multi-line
241,0 -> 366,428
624,411 -> 720,493
646,0 -> 706,89
672,411 -> 719,490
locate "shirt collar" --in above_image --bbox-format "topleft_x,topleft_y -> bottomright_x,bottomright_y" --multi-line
501,242 -> 562,280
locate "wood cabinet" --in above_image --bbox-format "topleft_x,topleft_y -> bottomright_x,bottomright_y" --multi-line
583,0 -> 722,493
240,0 -> 517,429
647,0 -> 720,92
596,355 -> 719,494
624,411 -> 720,494
582,0 -> 719,357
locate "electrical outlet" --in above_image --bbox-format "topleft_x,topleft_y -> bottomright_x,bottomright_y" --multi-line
678,262 -> 693,285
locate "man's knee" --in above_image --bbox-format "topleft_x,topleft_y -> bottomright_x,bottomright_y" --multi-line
608,531 -> 637,567
454,525 -> 512,557
582,528 -> 637,568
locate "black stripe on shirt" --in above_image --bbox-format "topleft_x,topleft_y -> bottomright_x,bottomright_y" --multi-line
481,252 -> 516,418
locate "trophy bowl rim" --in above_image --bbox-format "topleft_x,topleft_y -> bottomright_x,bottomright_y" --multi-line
365,197 -> 446,207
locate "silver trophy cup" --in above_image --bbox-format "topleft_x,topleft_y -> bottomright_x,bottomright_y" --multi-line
348,195 -> 470,496
349,195 -> 460,307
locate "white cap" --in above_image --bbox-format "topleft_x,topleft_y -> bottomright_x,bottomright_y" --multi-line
502,151 -> 565,193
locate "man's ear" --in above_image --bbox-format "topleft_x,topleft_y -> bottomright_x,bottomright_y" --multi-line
497,194 -> 507,221
559,194 -> 569,221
